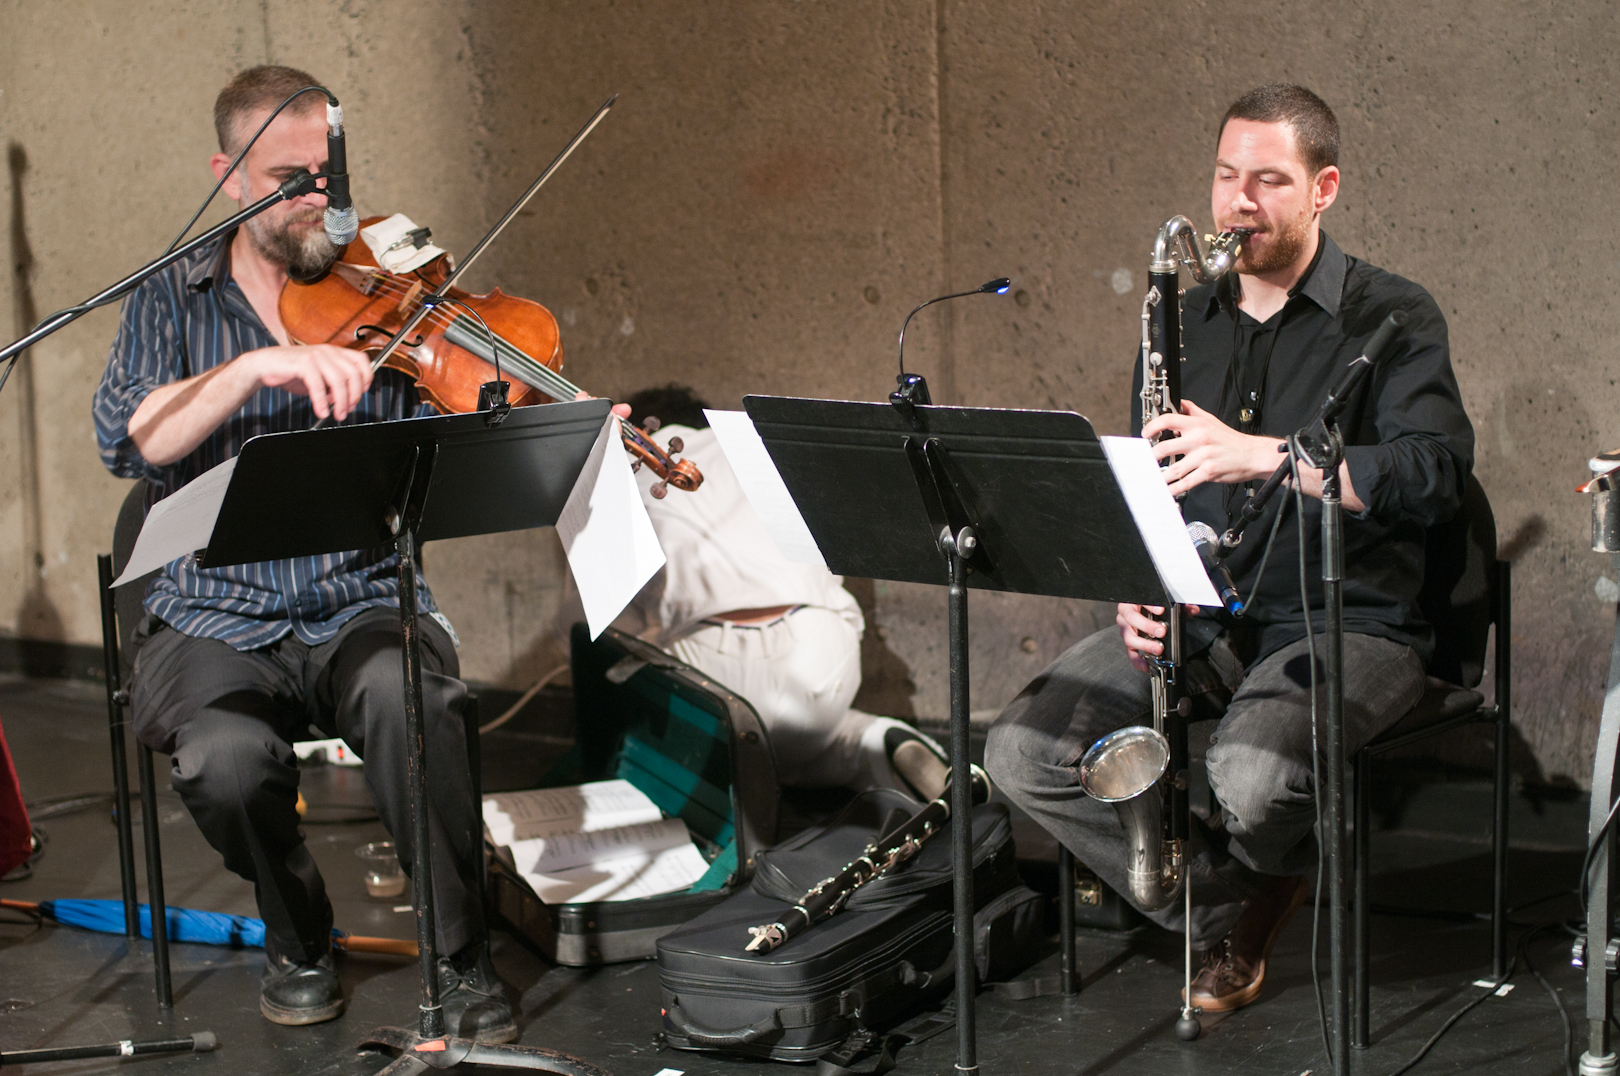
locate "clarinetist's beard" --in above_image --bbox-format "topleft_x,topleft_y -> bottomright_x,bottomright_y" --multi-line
244,205 -> 340,278
1228,204 -> 1311,276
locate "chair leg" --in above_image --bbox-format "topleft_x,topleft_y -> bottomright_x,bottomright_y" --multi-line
1353,748 -> 1371,1049
137,744 -> 172,1009
1058,843 -> 1077,995
97,555 -> 140,938
1491,707 -> 1510,981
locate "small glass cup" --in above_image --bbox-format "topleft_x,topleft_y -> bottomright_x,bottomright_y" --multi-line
355,841 -> 406,899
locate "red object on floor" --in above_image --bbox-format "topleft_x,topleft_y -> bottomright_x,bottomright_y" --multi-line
0,717 -> 31,877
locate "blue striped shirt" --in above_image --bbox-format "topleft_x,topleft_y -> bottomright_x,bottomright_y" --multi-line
92,231 -> 443,651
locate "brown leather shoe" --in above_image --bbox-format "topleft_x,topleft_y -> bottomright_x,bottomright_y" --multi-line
1185,874 -> 1309,1013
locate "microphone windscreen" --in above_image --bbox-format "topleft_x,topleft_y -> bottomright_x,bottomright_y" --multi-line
325,205 -> 359,247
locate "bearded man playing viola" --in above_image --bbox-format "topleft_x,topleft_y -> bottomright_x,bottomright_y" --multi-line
986,84 -> 1475,1012
92,64 -> 515,1037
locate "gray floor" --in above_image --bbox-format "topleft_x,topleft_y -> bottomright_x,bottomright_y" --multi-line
0,674 -> 1593,1075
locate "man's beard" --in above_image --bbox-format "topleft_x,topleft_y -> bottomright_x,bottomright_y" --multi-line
1233,206 -> 1311,275
243,206 -> 339,280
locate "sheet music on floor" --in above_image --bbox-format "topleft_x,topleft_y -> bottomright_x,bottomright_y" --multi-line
111,415 -> 664,643
482,779 -> 711,904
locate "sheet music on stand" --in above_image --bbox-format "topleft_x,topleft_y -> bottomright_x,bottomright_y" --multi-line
116,407 -> 664,639
708,406 -> 1217,606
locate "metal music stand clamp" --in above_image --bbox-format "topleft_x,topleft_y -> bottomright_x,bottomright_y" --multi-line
183,399 -> 617,1076
745,390 -> 1174,1074
1580,470 -> 1620,1076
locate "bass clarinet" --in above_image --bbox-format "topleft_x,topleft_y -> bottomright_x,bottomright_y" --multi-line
1077,217 -> 1244,1039
1077,215 -> 1244,912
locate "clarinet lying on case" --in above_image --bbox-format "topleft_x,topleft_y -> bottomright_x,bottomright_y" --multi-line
743,768 -> 992,954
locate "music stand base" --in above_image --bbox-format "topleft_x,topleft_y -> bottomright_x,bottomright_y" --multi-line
1582,1051 -> 1618,1076
360,1026 -> 610,1076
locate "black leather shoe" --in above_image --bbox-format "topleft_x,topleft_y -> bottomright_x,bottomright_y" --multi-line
260,946 -> 344,1026
438,941 -> 517,1043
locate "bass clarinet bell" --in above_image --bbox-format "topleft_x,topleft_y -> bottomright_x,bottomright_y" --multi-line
1092,215 -> 1245,914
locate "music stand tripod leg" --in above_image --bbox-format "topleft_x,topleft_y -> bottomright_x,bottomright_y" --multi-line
360,440 -> 617,1076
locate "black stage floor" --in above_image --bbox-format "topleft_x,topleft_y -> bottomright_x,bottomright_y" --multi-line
0,674 -> 1593,1076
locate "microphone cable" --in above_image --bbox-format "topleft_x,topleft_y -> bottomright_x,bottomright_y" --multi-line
1231,478 -> 1292,617
164,84 -> 335,255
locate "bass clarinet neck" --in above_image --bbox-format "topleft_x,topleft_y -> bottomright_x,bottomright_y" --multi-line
1151,215 -> 1246,284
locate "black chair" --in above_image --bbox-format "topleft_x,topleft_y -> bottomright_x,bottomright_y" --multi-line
98,478 -> 172,1008
1352,474 -> 1510,1048
1049,475 -> 1512,1025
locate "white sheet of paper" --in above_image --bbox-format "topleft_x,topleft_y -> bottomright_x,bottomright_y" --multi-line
1099,436 -> 1221,607
112,456 -> 238,587
703,409 -> 827,567
482,780 -> 663,844
556,416 -> 667,638
517,842 -> 711,904
506,817 -> 692,876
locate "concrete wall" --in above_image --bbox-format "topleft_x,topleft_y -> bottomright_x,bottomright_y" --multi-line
0,0 -> 1612,785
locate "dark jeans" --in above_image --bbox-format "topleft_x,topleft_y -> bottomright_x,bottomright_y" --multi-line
130,607 -> 482,963
984,626 -> 1424,947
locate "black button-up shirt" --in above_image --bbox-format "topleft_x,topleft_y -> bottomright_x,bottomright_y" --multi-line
1131,232 -> 1475,665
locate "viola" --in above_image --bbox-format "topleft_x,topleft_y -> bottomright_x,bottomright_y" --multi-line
278,221 -> 700,496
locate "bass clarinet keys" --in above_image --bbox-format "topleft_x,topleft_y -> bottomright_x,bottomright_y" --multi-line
1081,216 -> 1245,913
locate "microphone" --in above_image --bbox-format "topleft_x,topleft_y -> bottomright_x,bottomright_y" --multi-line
322,100 -> 358,247
1187,521 -> 1244,617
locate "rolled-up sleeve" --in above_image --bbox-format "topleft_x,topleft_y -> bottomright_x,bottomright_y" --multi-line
93,285 -> 181,481
1342,290 -> 1474,529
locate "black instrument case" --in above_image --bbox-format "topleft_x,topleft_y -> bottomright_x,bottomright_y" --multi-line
655,787 -> 1039,1062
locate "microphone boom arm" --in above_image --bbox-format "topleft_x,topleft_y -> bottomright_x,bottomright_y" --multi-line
1217,310 -> 1408,555
0,170 -> 327,371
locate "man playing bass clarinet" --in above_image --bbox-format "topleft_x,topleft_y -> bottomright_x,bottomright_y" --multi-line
986,84 -> 1474,1014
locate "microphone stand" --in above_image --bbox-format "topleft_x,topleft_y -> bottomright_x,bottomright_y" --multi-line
1211,311 -> 1403,1076
0,170 -> 330,371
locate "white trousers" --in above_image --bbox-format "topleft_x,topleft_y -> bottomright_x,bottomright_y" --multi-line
667,606 -> 924,792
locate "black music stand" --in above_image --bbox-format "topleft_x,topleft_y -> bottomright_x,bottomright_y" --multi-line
744,395 -> 1174,1074
187,399 -> 616,1076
